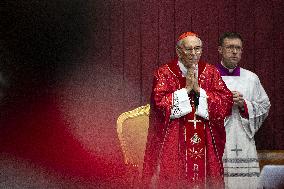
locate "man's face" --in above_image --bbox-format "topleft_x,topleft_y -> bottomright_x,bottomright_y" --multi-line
218,38 -> 243,69
176,36 -> 202,68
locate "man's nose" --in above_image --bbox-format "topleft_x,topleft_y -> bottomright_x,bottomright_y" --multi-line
232,48 -> 238,53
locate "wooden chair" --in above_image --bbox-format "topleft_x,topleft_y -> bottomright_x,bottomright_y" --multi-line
117,104 -> 150,187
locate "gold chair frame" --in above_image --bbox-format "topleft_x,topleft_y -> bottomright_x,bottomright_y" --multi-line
117,104 -> 150,166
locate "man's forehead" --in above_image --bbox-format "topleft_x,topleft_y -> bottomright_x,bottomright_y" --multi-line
182,36 -> 202,46
224,38 -> 242,45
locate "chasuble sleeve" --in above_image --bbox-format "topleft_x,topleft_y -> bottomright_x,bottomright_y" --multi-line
152,69 -> 192,121
203,66 -> 233,161
170,88 -> 192,119
240,76 -> 270,138
205,67 -> 233,122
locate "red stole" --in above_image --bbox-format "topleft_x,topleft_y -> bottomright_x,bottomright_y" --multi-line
183,89 -> 207,187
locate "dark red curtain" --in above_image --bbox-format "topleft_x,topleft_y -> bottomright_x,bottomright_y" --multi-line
93,0 -> 283,149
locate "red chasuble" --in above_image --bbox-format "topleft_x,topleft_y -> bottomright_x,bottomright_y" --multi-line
142,59 -> 233,188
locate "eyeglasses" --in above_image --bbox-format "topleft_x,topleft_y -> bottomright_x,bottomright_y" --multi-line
224,45 -> 243,53
179,46 -> 202,54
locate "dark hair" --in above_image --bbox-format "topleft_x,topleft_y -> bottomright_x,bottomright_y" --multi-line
219,32 -> 243,46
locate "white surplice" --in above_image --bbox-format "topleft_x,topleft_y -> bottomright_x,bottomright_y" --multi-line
221,67 -> 271,189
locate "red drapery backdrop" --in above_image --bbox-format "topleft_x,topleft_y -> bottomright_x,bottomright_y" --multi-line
90,0 -> 283,149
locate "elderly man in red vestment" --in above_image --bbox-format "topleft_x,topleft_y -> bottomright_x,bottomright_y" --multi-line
142,32 -> 233,188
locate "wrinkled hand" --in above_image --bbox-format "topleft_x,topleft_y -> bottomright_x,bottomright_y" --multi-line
186,67 -> 199,93
232,91 -> 244,108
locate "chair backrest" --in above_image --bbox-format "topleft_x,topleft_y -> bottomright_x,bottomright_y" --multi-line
117,104 -> 150,176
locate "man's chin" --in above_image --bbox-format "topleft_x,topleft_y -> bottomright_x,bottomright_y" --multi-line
184,63 -> 197,68
230,59 -> 240,64
228,63 -> 238,69
185,61 -> 198,66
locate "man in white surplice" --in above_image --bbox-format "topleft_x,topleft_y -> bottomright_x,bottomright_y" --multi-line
216,32 -> 271,189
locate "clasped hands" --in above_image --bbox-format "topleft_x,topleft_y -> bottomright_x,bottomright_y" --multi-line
185,66 -> 200,94
232,91 -> 245,109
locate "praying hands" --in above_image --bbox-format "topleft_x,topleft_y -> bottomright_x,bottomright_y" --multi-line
186,67 -> 199,94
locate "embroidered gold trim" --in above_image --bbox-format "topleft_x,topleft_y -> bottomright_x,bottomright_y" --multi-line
117,104 -> 150,165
